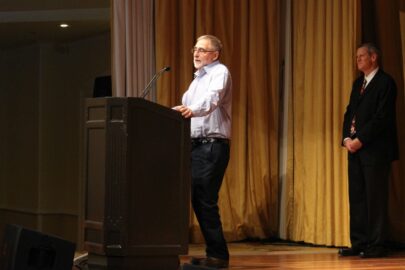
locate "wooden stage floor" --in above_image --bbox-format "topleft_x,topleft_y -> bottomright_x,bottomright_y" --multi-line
180,242 -> 405,269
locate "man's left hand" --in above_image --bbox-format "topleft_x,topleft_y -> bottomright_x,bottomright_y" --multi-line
173,105 -> 193,118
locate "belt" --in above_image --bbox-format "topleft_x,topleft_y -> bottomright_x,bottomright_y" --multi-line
191,137 -> 230,145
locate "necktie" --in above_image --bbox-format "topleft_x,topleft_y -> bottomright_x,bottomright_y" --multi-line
360,79 -> 367,95
350,79 -> 367,137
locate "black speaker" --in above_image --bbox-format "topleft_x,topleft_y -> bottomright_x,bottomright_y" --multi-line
0,224 -> 76,270
93,75 -> 112,97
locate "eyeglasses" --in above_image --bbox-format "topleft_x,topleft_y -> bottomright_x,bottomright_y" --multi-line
191,47 -> 217,54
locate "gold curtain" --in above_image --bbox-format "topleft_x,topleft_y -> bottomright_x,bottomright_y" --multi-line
155,0 -> 281,242
110,0 -> 405,247
284,0 -> 360,246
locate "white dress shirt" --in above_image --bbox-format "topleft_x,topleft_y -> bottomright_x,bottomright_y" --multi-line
364,67 -> 379,87
182,60 -> 232,139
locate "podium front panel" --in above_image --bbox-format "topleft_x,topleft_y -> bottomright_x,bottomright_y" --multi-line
83,97 -> 190,258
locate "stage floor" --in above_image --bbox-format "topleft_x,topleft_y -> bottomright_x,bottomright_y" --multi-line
74,242 -> 405,269
180,242 -> 405,269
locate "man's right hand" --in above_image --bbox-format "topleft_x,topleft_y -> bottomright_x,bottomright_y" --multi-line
344,138 -> 362,153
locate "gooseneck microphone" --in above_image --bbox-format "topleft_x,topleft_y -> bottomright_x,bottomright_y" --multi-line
140,66 -> 171,98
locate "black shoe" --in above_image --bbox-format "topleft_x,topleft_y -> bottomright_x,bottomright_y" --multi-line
359,247 -> 387,258
191,256 -> 229,268
190,257 -> 204,265
338,247 -> 361,256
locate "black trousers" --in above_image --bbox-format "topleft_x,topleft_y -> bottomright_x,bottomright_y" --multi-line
348,153 -> 391,250
191,140 -> 230,260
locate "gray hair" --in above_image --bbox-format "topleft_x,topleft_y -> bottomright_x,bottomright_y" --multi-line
197,35 -> 223,52
358,42 -> 381,64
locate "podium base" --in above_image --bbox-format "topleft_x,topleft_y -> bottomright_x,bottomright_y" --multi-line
181,263 -> 222,270
87,254 -> 180,270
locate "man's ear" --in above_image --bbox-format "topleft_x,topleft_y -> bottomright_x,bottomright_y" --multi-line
371,53 -> 378,63
213,51 -> 220,61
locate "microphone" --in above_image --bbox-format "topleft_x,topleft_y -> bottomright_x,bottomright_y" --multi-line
140,66 -> 171,98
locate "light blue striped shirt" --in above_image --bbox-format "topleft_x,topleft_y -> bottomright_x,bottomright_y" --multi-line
182,61 -> 232,139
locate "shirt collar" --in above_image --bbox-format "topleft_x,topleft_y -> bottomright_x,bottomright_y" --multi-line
194,60 -> 220,77
364,67 -> 379,85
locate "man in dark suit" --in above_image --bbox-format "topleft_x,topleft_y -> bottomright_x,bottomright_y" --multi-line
340,43 -> 398,258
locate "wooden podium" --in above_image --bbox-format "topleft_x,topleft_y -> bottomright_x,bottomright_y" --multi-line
83,97 -> 191,270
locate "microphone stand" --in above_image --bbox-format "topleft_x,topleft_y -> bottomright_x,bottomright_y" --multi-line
140,66 -> 170,98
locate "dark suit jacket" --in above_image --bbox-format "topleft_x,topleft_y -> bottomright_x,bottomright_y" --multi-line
342,69 -> 399,165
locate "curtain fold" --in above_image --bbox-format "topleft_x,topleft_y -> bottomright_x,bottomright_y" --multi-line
285,0 -> 360,246
112,0 -> 154,97
155,0 -> 281,242
372,0 -> 405,243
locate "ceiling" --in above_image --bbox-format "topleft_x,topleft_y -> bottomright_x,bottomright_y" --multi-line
0,0 -> 110,49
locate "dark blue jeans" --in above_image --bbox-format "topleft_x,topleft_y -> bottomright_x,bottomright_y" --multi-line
191,141 -> 230,260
